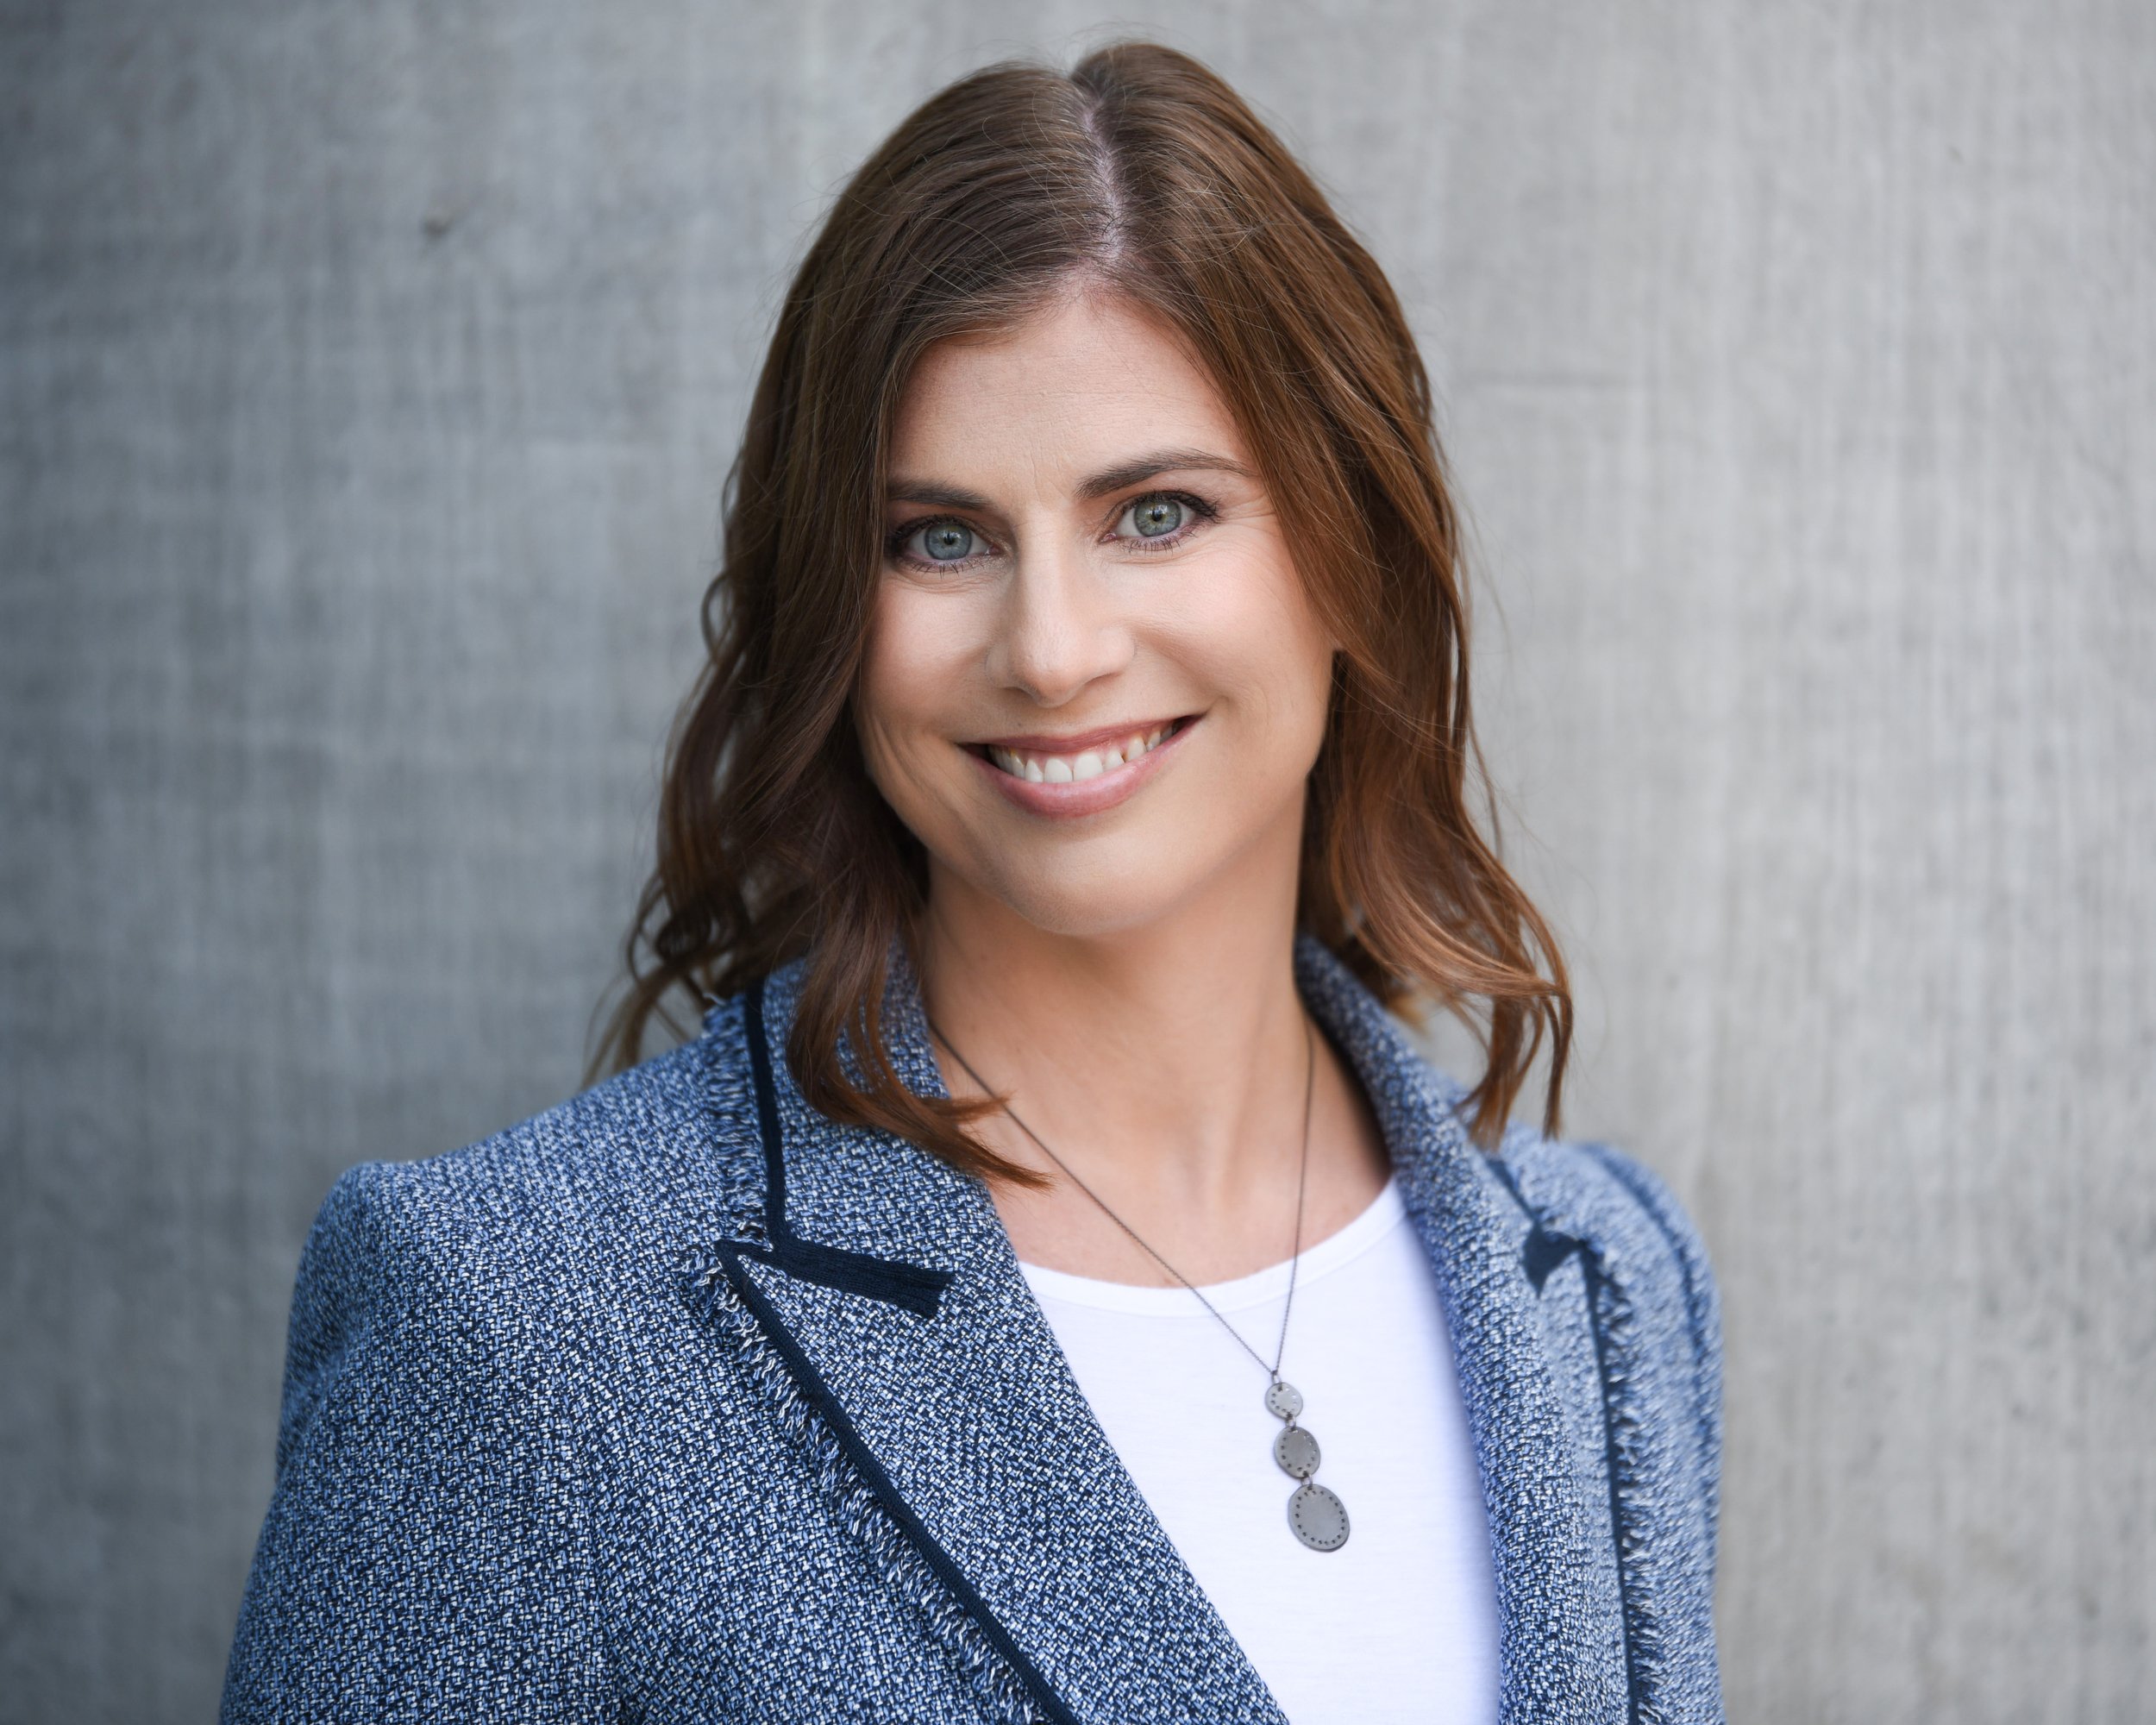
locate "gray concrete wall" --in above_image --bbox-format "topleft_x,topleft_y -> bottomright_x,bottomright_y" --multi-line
3,3 -> 2148,1719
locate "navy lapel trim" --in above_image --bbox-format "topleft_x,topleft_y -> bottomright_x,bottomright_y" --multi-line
682,981 -> 1069,1725
743,980 -> 953,1318
733,976 -> 1060,1717
681,1245 -> 1059,1725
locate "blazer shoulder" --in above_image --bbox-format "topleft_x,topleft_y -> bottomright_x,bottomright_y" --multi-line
1493,1124 -> 1723,1524
326,996 -> 769,1257
1498,1129 -> 1719,1339
275,1000 -> 770,1456
237,1160 -> 624,1719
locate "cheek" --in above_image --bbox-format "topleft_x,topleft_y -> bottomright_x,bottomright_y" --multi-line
1262,558 -> 1340,735
854,585 -> 967,802
1180,555 -> 1336,763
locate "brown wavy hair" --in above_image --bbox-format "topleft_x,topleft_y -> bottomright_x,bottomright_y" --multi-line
594,41 -> 1570,1182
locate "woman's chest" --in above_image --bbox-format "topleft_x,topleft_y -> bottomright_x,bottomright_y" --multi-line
1026,1203 -> 1502,1724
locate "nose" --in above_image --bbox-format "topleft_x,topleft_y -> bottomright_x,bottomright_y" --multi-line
985,536 -> 1133,707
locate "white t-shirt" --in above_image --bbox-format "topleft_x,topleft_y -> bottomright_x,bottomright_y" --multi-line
1019,1177 -> 1499,1725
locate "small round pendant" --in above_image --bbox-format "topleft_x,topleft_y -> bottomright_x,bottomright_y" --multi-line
1273,1425 -> 1321,1479
1264,1379 -> 1304,1420
1288,1481 -> 1351,1552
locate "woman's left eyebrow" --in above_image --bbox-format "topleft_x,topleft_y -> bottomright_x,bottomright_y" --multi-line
1075,448 -> 1253,500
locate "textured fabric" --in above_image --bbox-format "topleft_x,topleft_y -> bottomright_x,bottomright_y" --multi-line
222,937 -> 1724,1723
1021,1176 -> 1501,1723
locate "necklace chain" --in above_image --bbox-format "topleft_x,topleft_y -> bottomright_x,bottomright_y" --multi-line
928,1014 -> 1318,1387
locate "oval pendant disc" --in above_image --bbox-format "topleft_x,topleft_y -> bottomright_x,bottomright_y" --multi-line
1288,1481 -> 1351,1552
1274,1425 -> 1321,1479
1265,1380 -> 1304,1420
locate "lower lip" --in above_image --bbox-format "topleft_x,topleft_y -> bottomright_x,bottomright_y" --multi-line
969,720 -> 1195,819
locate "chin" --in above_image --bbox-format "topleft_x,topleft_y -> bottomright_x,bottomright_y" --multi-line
957,844 -> 1212,943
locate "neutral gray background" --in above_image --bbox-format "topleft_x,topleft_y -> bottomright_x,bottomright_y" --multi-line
3,1 -> 2149,1720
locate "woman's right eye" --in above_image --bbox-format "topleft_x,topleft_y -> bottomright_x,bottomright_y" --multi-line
899,520 -> 983,563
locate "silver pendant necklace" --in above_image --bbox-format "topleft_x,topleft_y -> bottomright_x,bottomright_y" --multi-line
931,1013 -> 1351,1554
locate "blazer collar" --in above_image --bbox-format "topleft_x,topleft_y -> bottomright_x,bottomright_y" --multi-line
693,938 -> 1621,1723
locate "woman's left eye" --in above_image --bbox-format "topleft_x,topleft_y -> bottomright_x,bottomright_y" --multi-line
1112,492 -> 1209,545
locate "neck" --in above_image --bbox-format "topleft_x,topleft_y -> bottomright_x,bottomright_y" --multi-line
913,828 -> 1391,1283
921,881 -> 1309,1213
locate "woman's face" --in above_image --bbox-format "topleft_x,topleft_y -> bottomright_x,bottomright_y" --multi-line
856,289 -> 1336,941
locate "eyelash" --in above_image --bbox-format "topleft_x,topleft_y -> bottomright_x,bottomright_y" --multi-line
883,490 -> 1220,569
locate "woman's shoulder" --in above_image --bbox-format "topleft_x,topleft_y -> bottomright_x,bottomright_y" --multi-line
1495,1128 -> 1716,1296
273,1001 -> 773,1462
1484,1118 -> 1722,1456
305,994 -> 769,1291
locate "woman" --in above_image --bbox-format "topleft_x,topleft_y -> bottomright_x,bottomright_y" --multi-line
224,42 -> 1721,1725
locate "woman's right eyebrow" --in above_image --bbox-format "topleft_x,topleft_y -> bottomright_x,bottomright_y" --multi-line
886,479 -> 993,511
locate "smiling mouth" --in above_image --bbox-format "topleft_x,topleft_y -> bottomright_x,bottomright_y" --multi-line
974,718 -> 1190,784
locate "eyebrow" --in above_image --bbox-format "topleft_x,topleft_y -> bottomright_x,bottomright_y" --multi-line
884,448 -> 1255,512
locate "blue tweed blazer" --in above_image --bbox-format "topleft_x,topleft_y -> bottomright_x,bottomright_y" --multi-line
223,938 -> 1723,1723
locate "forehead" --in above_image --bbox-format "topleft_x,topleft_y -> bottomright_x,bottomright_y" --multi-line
888,291 -> 1249,486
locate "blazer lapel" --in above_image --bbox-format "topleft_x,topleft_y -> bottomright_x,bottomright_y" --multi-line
693,963 -> 1285,1725
688,943 -> 1628,1725
1292,940 -> 1630,1723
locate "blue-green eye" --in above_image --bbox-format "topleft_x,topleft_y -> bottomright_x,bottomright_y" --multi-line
1123,494 -> 1185,539
913,521 -> 978,561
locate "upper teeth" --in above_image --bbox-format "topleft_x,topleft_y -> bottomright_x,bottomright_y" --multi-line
988,724 -> 1172,784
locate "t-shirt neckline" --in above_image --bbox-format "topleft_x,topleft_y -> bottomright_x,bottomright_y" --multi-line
1017,1175 -> 1406,1316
